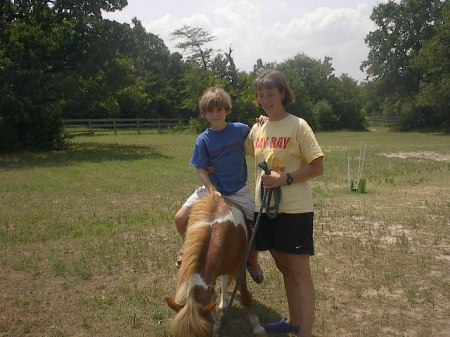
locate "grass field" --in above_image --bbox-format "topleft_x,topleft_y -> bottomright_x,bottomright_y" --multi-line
0,129 -> 449,337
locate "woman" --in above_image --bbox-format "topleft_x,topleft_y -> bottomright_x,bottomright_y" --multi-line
245,69 -> 324,337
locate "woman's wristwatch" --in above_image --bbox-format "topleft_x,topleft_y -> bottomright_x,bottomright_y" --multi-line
286,172 -> 294,185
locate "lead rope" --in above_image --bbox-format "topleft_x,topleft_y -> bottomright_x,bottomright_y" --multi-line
258,161 -> 281,219
216,161 -> 281,337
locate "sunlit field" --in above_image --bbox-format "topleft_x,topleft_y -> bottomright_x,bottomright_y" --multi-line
0,129 -> 449,337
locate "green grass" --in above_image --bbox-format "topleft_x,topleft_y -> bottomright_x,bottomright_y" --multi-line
0,130 -> 449,337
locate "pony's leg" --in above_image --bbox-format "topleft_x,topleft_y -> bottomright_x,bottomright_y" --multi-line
239,275 -> 267,337
218,275 -> 229,311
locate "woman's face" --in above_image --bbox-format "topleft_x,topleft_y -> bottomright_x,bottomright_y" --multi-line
256,87 -> 285,116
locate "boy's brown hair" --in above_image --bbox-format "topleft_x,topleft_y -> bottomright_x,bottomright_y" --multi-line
252,69 -> 295,108
199,87 -> 232,117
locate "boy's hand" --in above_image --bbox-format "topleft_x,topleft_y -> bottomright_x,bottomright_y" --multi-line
206,166 -> 216,174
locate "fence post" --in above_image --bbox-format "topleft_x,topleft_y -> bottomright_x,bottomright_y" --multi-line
137,117 -> 141,134
113,119 -> 117,135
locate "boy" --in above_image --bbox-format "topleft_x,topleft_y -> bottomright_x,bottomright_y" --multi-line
174,86 -> 264,284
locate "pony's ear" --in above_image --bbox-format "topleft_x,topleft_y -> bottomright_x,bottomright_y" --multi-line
165,297 -> 183,312
201,302 -> 216,315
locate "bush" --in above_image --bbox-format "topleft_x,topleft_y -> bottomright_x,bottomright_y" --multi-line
188,117 -> 208,133
314,99 -> 340,130
0,101 -> 64,153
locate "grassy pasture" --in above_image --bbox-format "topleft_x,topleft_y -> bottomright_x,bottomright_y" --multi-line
0,129 -> 449,337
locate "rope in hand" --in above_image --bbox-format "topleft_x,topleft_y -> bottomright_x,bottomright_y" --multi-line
258,160 -> 281,219
216,160 -> 281,337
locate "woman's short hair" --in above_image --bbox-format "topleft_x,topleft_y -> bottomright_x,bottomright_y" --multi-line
252,69 -> 295,108
199,87 -> 232,116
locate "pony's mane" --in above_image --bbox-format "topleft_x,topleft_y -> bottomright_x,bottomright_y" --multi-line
175,193 -> 217,304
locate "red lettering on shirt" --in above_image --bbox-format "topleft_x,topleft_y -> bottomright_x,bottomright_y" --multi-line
255,137 -> 291,149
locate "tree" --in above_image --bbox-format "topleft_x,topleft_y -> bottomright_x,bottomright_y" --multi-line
411,1 -> 450,131
361,0 -> 446,131
172,26 -> 252,122
0,0 -> 131,152
171,25 -> 216,70
314,99 -> 339,130
326,74 -> 365,130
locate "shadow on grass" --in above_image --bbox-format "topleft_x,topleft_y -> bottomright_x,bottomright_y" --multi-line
0,142 -> 171,170
213,297 -> 283,337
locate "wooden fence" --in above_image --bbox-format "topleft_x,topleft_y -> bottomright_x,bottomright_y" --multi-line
63,118 -> 185,135
365,116 -> 399,127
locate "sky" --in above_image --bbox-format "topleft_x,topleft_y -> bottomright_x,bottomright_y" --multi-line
103,0 -> 387,82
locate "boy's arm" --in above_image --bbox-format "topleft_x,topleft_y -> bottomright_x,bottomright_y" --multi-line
197,168 -> 216,194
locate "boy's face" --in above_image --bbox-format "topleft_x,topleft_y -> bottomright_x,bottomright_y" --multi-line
204,107 -> 228,131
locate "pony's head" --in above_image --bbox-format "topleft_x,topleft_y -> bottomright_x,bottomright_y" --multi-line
165,296 -> 217,337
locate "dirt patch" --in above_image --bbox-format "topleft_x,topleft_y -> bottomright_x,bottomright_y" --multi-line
380,151 -> 450,162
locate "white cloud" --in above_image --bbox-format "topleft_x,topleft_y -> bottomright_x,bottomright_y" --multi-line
105,1 -> 380,81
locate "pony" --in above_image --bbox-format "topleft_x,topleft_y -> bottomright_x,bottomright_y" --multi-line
165,192 -> 267,337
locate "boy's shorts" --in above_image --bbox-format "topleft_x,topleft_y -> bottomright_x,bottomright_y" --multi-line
254,212 -> 315,255
183,185 -> 255,221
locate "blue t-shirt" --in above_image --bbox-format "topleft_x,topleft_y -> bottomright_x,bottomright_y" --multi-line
191,122 -> 250,196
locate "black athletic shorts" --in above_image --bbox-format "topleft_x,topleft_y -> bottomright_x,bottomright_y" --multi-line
253,212 -> 315,255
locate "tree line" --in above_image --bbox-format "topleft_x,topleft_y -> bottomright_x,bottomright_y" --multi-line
0,0 -> 448,153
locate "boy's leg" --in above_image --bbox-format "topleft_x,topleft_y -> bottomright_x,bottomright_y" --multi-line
245,218 -> 264,284
175,186 -> 208,238
173,186 -> 207,268
174,206 -> 191,239
174,206 -> 191,268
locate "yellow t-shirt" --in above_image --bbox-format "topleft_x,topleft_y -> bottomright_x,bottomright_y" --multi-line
245,114 -> 324,213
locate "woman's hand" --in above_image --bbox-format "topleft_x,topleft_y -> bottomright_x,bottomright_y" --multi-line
261,170 -> 283,189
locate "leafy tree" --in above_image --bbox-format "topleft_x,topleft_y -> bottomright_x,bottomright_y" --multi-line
179,66 -> 225,114
411,1 -> 450,131
0,20 -> 69,152
361,0 -> 446,131
325,75 -> 365,130
0,0 -> 131,152
231,72 -> 260,125
172,25 -> 216,70
275,53 -> 365,130
172,26 -> 253,123
314,99 -> 339,130
360,81 -> 383,117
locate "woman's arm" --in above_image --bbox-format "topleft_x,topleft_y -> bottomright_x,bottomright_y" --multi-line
261,156 -> 324,189
287,156 -> 324,184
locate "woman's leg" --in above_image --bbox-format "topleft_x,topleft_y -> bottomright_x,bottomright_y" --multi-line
271,251 -> 315,337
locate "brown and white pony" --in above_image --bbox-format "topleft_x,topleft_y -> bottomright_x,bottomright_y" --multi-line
165,193 -> 266,337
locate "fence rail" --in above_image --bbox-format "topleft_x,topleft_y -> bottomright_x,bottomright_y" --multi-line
366,116 -> 399,127
63,118 -> 185,135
